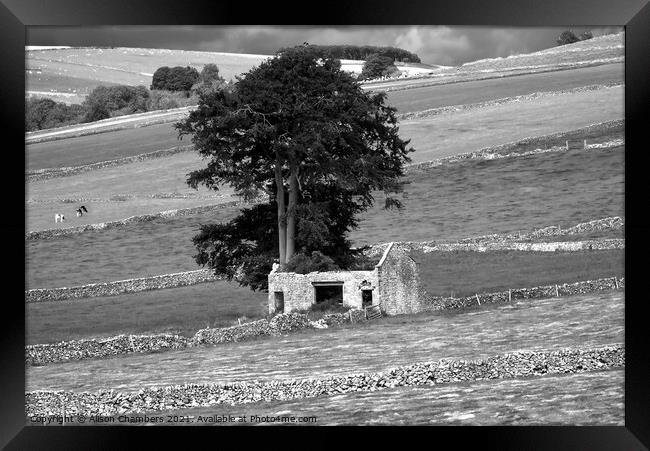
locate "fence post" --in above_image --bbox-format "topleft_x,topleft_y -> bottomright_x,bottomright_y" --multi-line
584,139 -> 587,149
566,140 -> 569,150
130,335 -> 135,353
475,294 -> 481,306
349,309 -> 353,323
614,277 -> 619,289
508,289 -> 512,302
555,285 -> 559,297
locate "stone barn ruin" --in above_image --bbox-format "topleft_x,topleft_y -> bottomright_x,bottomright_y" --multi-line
268,243 -> 427,316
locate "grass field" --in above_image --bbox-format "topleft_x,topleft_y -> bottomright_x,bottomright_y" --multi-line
25,47 -> 435,104
459,32 -> 623,73
26,144 -> 624,289
365,32 -> 623,93
385,63 -> 622,113
158,369 -> 622,425
27,152 -> 239,232
25,290 -> 623,392
26,281 -> 268,344
415,249 -> 623,297
26,63 -> 623,172
27,122 -> 181,171
352,144 -> 624,245
26,247 -> 623,344
26,48 -> 272,100
25,85 -> 623,233
399,85 -> 622,164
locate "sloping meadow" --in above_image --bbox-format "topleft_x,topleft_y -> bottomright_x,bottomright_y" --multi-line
27,130 -> 623,290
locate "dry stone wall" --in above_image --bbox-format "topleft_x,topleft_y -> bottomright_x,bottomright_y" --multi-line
25,345 -> 624,417
26,270 -> 219,303
26,198 -> 266,241
28,145 -> 194,182
27,313 -> 318,366
192,313 -> 312,345
398,84 -> 622,122
25,276 -> 624,366
366,216 -> 624,253
423,277 -> 624,311
405,119 -> 624,173
26,334 -> 191,366
412,238 -> 624,253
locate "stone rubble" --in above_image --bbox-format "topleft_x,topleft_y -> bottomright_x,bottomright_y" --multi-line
25,344 -> 624,418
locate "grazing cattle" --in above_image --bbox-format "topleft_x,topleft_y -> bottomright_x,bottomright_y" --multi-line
76,205 -> 89,217
55,213 -> 65,223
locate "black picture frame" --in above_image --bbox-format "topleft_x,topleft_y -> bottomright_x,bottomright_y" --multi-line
2,0 -> 649,448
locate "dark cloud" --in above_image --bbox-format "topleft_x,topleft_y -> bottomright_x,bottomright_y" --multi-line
27,25 -> 622,65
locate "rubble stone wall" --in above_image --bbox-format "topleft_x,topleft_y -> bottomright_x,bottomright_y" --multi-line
412,238 -> 624,253
267,267 -> 377,314
26,313 -> 320,366
26,278 -> 624,366
26,270 -> 219,303
25,345 -> 624,417
422,277 -> 624,311
27,145 -> 194,182
26,198 -> 265,241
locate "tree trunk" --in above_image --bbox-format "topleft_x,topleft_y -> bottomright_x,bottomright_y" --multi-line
274,156 -> 287,265
286,168 -> 299,262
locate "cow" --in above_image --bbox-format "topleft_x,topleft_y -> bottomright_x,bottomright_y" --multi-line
55,213 -> 65,223
76,205 -> 88,217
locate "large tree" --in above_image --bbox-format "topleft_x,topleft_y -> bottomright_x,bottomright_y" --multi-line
176,45 -> 413,273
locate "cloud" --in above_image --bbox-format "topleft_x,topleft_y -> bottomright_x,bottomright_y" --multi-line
27,25 -> 623,66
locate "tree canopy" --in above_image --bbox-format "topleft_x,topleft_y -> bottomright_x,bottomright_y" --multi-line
82,85 -> 149,122
176,45 -> 414,290
359,54 -> 400,80
25,97 -> 85,131
279,44 -> 421,63
556,30 -> 581,46
151,66 -> 200,91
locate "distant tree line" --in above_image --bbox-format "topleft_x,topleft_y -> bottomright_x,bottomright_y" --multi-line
279,44 -> 421,63
557,30 -> 594,46
26,64 -> 226,131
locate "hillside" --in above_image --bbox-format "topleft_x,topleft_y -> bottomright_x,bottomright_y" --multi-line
25,47 -> 440,104
24,33 -> 626,424
363,32 -> 624,91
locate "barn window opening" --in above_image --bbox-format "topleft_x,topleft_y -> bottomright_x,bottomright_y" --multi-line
312,282 -> 344,305
362,290 -> 373,308
274,291 -> 285,313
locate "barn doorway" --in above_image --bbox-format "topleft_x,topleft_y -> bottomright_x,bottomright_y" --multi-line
313,282 -> 344,305
362,290 -> 373,308
274,292 -> 285,313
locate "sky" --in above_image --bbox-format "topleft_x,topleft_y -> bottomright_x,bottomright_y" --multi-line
26,26 -> 622,66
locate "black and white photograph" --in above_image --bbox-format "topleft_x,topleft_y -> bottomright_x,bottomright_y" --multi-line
3,0 -> 647,440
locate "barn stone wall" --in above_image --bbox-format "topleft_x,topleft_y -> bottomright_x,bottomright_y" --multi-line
376,243 -> 427,315
267,266 -> 378,314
